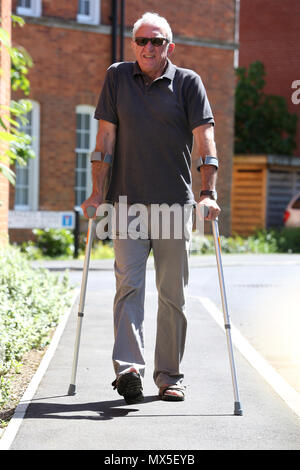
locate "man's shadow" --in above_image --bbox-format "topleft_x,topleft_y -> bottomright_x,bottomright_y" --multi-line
24,395 -> 160,421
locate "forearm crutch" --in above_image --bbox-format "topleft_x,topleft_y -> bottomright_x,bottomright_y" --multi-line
68,206 -> 96,395
204,206 -> 243,416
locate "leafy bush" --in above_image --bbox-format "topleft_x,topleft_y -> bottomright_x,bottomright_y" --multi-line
90,240 -> 114,259
191,227 -> 300,254
274,227 -> 300,253
246,229 -> 279,253
20,239 -> 43,260
21,232 -> 115,260
32,228 -> 74,258
0,245 -> 74,407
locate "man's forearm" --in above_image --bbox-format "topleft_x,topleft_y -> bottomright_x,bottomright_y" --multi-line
192,124 -> 218,199
91,161 -> 111,198
200,131 -> 217,188
91,120 -> 116,198
200,164 -> 217,192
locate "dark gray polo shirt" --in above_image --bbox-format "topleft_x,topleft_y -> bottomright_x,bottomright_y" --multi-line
94,60 -> 214,205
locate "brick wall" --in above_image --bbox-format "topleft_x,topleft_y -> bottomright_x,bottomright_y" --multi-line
239,0 -> 300,155
0,0 -> 11,244
10,0 -> 237,236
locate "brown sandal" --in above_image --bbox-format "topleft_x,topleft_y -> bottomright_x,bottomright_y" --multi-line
159,385 -> 185,401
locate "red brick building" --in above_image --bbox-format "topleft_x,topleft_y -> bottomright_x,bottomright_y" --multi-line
238,0 -> 300,155
0,0 -> 11,243
9,0 -> 239,238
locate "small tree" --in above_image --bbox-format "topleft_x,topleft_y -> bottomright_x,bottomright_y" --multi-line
0,15 -> 34,185
234,61 -> 298,155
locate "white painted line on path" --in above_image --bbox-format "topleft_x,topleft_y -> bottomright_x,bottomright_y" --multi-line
190,295 -> 300,419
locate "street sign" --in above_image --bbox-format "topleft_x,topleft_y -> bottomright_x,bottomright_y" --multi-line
8,211 -> 75,229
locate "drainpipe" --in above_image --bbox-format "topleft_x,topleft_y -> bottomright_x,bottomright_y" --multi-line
119,0 -> 125,62
111,0 -> 118,63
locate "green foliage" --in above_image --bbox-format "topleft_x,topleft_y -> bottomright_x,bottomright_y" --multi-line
274,227 -> 300,253
10,45 -> 33,96
90,240 -> 115,259
32,228 -> 75,258
0,16 -> 34,185
20,230 -> 115,260
191,227 -> 300,254
0,245 -> 74,407
235,61 -> 298,155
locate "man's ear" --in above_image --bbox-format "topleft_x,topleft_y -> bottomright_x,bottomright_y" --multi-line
167,42 -> 175,57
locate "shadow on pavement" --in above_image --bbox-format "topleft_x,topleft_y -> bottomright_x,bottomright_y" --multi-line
22,394 -> 233,420
23,395 -> 159,421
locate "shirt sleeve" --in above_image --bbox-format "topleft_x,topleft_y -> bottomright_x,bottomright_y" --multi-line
184,72 -> 214,130
94,65 -> 118,124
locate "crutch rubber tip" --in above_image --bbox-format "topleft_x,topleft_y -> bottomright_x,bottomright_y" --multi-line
68,384 -> 76,395
234,401 -> 243,416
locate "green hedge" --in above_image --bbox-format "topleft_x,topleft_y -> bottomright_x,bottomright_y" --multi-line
0,245 -> 74,408
190,227 -> 300,254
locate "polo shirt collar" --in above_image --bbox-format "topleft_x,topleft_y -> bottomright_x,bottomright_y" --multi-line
133,59 -> 176,81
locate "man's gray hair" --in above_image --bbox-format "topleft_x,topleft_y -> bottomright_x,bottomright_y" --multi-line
132,12 -> 173,43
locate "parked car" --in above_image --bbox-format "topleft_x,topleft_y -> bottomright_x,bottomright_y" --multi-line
283,191 -> 300,227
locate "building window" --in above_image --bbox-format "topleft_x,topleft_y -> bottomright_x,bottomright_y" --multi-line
75,105 -> 97,207
77,0 -> 100,25
16,0 -> 42,17
15,101 -> 40,211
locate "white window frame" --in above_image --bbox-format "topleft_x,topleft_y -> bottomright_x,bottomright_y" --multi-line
14,101 -> 40,211
75,105 -> 97,206
77,0 -> 100,25
16,0 -> 42,18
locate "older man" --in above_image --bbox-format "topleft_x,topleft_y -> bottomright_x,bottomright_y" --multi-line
82,12 -> 220,404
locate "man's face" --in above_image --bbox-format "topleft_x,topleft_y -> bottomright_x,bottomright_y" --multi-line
131,23 -> 175,80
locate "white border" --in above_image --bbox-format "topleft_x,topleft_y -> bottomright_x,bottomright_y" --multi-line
0,288 -> 79,450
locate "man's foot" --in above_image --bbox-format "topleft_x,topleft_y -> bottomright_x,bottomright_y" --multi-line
159,385 -> 186,401
112,368 -> 144,405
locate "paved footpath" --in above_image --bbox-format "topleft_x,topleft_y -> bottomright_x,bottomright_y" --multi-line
2,255 -> 300,450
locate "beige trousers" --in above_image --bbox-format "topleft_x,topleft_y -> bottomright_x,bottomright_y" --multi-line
112,203 -> 193,388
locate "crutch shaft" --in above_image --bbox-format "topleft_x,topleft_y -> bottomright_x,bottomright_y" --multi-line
203,205 -> 242,415
211,219 -> 242,415
68,208 -> 96,395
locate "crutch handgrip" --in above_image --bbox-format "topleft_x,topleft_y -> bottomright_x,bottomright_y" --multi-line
201,204 -> 218,220
86,206 -> 97,218
203,205 -> 209,218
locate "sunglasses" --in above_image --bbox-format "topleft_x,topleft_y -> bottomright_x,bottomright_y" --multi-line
134,37 -> 169,47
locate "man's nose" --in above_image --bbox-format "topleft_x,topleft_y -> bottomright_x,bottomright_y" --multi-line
144,40 -> 155,52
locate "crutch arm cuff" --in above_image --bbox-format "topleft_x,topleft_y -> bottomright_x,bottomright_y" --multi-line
90,151 -> 113,166
196,155 -> 219,172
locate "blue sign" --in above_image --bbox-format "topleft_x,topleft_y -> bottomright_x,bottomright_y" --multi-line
62,213 -> 74,228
